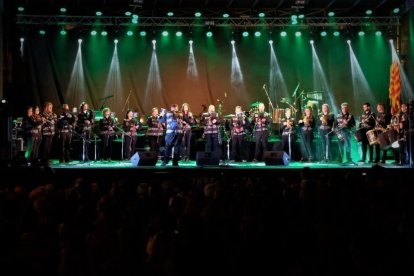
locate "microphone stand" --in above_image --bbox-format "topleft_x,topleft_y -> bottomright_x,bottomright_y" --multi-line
72,130 -> 91,163
122,90 -> 132,112
262,84 -> 274,115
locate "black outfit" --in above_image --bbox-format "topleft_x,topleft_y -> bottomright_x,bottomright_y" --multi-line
358,111 -> 376,162
280,117 -> 296,159
181,112 -> 196,161
57,111 -> 76,163
41,111 -> 57,164
201,112 -> 222,158
146,116 -> 164,155
399,111 -> 410,165
299,115 -> 315,161
252,112 -> 271,161
230,112 -> 248,161
319,113 -> 335,161
76,110 -> 94,162
159,111 -> 183,166
336,112 -> 356,163
123,118 -> 140,159
28,114 -> 43,164
99,116 -> 115,160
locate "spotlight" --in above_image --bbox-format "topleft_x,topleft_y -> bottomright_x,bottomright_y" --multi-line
389,39 -> 394,43
20,37 -> 24,42
280,31 -> 287,37
114,39 -> 118,44
195,12 -> 202,17
152,40 -> 156,44
162,31 -> 168,36
242,31 -> 249,37
333,31 -> 340,37
393,8 -> 400,14
91,30 -> 97,36
1,99 -> 6,104
60,7 -> 67,13
140,31 -> 147,36
358,31 -> 365,36
206,31 -> 213,37
258,12 -> 265,18
223,13 -> 229,18
366,10 -> 372,15
310,40 -> 314,44
132,19 -> 138,24
96,11 -> 103,16
60,29 -> 67,36
127,31 -> 133,36
254,31 -> 261,37
328,11 -> 335,17
231,40 -> 235,45
295,31 -> 301,37
320,31 -> 327,37
78,39 -> 83,44
39,30 -> 46,35
132,14 -> 139,19
17,6 -> 25,12
176,31 -> 183,37
125,11 -> 132,16
268,40 -> 273,44
375,31 -> 382,36
167,12 -> 174,16
189,40 -> 193,45
298,14 -> 305,19
101,31 -> 108,36
347,40 -> 351,44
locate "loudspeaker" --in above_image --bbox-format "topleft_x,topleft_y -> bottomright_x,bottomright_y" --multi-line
196,151 -> 220,166
131,151 -> 158,166
263,151 -> 290,166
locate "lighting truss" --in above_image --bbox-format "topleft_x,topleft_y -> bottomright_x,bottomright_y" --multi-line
16,15 -> 400,28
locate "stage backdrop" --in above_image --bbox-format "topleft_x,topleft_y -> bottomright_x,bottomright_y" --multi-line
8,24 -> 413,119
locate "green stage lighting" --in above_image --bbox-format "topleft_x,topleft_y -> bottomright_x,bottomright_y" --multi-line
358,31 -> 365,36
375,31 -> 382,36
242,31 -> 249,37
167,12 -> 174,16
295,31 -> 301,37
96,11 -> 102,16
125,11 -> 132,16
320,31 -> 327,37
254,31 -> 261,37
140,31 -> 147,36
333,31 -> 340,36
206,31 -> 213,37
91,30 -> 97,36
195,12 -> 201,17
127,31 -> 133,36
101,31 -> 108,36
280,31 -> 287,37
60,29 -> 67,35
162,31 -> 169,36
393,8 -> 400,14
328,11 -> 335,17
176,31 -> 183,37
17,7 -> 25,12
366,10 -> 372,15
39,30 -> 46,35
223,13 -> 229,18
258,12 -> 265,18
60,7 -> 67,13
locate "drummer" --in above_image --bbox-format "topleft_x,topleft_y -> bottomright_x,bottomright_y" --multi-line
375,103 -> 394,164
358,102 -> 376,163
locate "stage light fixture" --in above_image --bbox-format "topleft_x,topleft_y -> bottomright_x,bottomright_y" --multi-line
366,10 -> 372,15
298,14 -> 305,19
78,39 -> 83,44
231,40 -> 235,45
60,29 -> 67,36
254,31 -> 261,37
258,12 -> 265,18
114,39 -> 119,44
162,31 -> 169,36
60,7 -> 67,13
127,31 -> 134,36
91,30 -> 97,36
223,13 -> 229,18
17,7 -> 25,12
375,31 -> 382,36
320,31 -> 327,37
195,12 -> 202,17
176,31 -> 183,37
280,31 -> 287,37
358,31 -> 365,36
295,31 -> 301,37
132,19 -> 138,24
125,11 -> 132,16
393,8 -> 400,14
333,31 -> 340,36
96,11 -> 103,16
140,31 -> 147,36
328,11 -> 335,17
206,31 -> 213,37
347,40 -> 351,44
132,14 -> 139,19
39,30 -> 46,35
101,31 -> 108,36
189,40 -> 193,45
167,12 -> 174,16
242,31 -> 249,37
269,40 -> 273,44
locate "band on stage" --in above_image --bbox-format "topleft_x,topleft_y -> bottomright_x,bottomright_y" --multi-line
17,96 -> 412,166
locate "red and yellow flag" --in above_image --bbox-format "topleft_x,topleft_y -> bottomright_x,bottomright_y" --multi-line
389,61 -> 401,115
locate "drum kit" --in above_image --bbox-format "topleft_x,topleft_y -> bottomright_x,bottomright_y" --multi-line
354,127 -> 400,150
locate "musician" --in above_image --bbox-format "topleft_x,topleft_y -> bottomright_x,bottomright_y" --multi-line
229,106 -> 247,162
99,107 -> 116,161
22,106 -> 34,161
358,102 -> 376,163
201,105 -> 221,158
298,106 -> 315,162
159,104 -> 183,166
29,106 -> 43,165
76,102 -> 94,162
180,103 -> 196,162
319,104 -> 335,162
375,103 -> 393,164
251,102 -> 271,162
336,102 -> 356,164
57,104 -> 76,164
280,108 -> 296,159
399,103 -> 409,165
123,110 -> 141,160
40,102 -> 57,164
146,107 -> 164,155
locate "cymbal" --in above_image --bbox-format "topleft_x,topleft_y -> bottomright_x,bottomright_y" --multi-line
250,101 -> 261,108
223,114 -> 235,119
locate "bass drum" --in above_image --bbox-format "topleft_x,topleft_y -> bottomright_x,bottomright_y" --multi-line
378,129 -> 399,150
335,128 -> 345,142
272,108 -> 285,123
366,129 -> 380,145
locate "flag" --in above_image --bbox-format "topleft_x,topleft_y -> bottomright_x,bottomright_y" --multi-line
389,61 -> 401,115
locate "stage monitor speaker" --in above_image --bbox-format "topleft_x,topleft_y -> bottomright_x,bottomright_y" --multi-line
263,151 -> 290,166
131,151 -> 158,166
196,151 -> 220,166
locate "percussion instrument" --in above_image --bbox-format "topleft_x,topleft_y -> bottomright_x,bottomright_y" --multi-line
272,108 -> 284,123
378,128 -> 399,150
354,128 -> 363,142
366,129 -> 380,145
